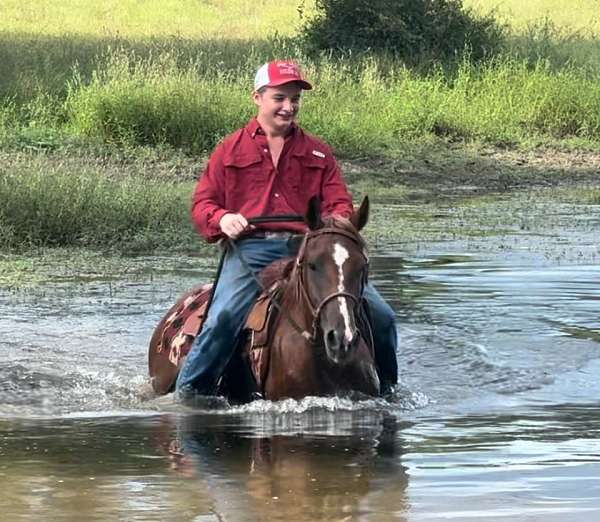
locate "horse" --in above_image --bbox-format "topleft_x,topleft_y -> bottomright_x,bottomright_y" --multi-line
148,196 -> 380,402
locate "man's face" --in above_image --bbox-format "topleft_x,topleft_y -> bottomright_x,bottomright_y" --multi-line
253,82 -> 303,133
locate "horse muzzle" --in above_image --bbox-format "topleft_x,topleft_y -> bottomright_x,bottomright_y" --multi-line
324,327 -> 360,365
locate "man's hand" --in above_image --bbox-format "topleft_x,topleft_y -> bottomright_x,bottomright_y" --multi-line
219,213 -> 253,239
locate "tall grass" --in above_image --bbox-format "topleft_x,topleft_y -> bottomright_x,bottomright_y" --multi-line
65,51 -> 254,154
62,51 -> 600,156
0,32 -> 297,102
0,157 -> 195,250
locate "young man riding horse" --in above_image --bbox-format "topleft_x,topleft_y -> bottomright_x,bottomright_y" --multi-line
176,60 -> 398,398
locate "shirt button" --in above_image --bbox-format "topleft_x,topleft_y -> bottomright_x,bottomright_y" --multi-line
274,193 -> 280,198
263,148 -> 268,153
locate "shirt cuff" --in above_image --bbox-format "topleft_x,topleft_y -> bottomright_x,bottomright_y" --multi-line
205,208 -> 230,243
210,208 -> 230,228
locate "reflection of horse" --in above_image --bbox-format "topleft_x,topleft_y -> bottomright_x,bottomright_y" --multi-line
149,197 -> 380,401
159,411 -> 409,522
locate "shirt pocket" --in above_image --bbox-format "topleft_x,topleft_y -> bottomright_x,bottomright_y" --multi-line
292,151 -> 326,197
223,153 -> 265,198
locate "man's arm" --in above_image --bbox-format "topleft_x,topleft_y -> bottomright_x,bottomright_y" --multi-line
320,149 -> 354,218
190,144 -> 231,243
190,143 -> 254,241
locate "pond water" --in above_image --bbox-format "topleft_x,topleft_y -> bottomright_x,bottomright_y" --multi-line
1,194 -> 600,521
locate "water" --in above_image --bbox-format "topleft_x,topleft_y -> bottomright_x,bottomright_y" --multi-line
1,194 -> 600,520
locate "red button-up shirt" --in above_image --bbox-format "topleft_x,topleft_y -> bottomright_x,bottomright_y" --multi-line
191,118 -> 354,242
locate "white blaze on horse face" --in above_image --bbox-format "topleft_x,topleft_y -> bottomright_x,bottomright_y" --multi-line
333,242 -> 353,343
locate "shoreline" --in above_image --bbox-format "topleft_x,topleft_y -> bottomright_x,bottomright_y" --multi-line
3,142 -> 600,198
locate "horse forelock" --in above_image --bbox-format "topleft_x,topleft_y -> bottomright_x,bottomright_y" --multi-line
320,216 -> 367,252
291,216 -> 368,286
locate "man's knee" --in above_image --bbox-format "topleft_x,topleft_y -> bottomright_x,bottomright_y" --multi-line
379,303 -> 397,330
367,295 -> 396,330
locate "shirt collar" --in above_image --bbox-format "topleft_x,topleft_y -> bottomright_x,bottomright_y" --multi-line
247,118 -> 297,139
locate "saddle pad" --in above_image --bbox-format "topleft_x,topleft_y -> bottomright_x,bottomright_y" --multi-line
150,258 -> 292,396
159,284 -> 212,365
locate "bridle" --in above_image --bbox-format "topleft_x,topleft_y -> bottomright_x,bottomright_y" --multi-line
226,218 -> 369,345
294,226 -> 370,344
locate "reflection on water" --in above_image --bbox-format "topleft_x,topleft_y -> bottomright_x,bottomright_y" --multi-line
0,416 -> 213,520
0,411 -> 408,521
2,404 -> 600,521
1,196 -> 600,520
173,412 -> 408,522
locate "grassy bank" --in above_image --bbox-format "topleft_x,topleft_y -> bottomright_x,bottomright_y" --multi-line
0,150 -> 196,250
2,1 -> 600,251
1,144 -> 599,252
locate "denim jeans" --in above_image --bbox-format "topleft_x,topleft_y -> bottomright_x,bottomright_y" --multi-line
176,237 -> 398,395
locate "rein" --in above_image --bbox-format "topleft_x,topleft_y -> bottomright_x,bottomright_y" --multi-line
228,214 -> 313,341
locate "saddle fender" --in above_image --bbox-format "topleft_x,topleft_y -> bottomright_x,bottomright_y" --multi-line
243,285 -> 281,394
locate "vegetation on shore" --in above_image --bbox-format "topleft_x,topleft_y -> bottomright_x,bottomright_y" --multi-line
1,0 -> 600,251
0,154 -> 194,250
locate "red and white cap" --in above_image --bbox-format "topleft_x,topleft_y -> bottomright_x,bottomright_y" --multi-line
254,60 -> 313,91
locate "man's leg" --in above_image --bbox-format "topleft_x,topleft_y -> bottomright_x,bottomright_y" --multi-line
363,284 -> 399,391
176,238 -> 291,396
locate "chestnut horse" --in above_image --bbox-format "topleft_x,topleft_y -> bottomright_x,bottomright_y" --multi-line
148,197 -> 380,402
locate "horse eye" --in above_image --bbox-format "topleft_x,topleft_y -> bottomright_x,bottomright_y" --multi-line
307,262 -> 317,271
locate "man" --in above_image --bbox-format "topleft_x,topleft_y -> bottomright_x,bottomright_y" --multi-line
176,60 -> 398,397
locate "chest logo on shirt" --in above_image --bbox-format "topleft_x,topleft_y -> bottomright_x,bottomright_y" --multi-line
312,150 -> 325,158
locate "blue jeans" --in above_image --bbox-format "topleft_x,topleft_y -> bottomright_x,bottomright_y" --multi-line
176,238 -> 398,395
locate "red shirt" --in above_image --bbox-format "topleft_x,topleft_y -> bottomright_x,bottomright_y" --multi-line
191,118 -> 354,242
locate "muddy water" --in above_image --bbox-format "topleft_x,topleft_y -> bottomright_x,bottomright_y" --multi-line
1,194 -> 600,521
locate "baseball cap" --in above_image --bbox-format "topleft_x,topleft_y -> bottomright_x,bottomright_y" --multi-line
254,60 -> 313,91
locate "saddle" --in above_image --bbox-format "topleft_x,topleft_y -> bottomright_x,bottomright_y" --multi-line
150,259 -> 293,395
243,285 -> 282,394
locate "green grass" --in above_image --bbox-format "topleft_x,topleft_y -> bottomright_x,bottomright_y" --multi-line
7,0 -> 597,41
0,152 -> 196,250
466,0 -> 600,70
464,0 -> 600,33
2,1 -> 600,251
65,51 -> 255,154
0,0 -> 309,38
60,52 -> 600,155
2,1 -> 600,153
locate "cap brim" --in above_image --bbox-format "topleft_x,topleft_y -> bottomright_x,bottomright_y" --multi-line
264,78 -> 313,90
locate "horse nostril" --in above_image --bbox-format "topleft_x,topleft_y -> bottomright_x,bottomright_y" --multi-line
326,329 -> 337,346
349,330 -> 360,349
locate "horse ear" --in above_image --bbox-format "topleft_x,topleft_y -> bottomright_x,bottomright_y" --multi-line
350,196 -> 369,231
305,196 -> 324,230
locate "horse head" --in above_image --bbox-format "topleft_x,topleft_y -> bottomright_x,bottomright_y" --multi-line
297,196 -> 370,365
